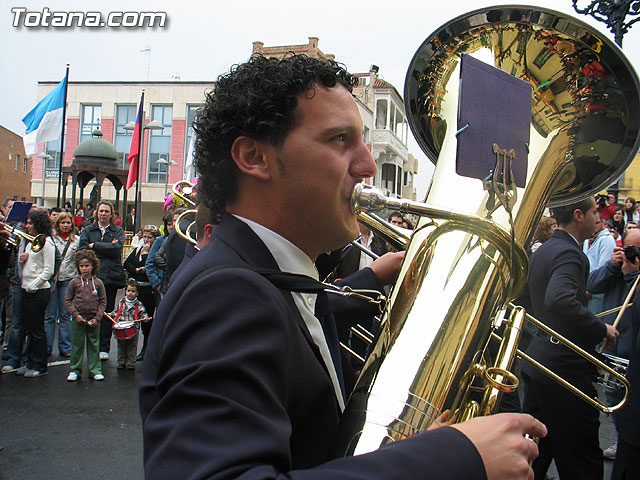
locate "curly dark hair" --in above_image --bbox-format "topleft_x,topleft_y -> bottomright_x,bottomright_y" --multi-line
74,248 -> 100,274
193,54 -> 358,222
28,210 -> 52,236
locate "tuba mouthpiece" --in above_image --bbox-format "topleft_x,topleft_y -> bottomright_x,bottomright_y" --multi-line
351,183 -> 387,215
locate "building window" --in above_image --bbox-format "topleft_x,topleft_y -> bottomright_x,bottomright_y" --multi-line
393,105 -> 406,140
45,139 -> 62,171
390,105 -> 396,133
114,104 -> 137,169
80,104 -> 102,143
375,99 -> 388,128
533,48 -> 553,69
396,165 -> 402,195
14,154 -> 19,171
381,163 -> 396,194
404,171 -> 413,187
363,126 -> 370,145
10,153 -> 16,171
184,105 -> 201,176
147,105 -> 173,184
22,156 -> 27,173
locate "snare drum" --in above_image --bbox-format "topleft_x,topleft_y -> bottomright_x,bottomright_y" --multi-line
113,321 -> 137,340
596,353 -> 629,390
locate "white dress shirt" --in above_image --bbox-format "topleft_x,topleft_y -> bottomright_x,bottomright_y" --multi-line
234,215 -> 345,411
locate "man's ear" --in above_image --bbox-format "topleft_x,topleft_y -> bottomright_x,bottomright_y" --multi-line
574,208 -> 584,223
230,136 -> 271,181
203,223 -> 213,240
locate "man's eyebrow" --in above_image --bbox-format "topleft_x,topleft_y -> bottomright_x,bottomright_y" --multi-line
321,125 -> 361,136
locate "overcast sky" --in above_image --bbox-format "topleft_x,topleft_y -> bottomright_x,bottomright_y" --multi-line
2,0 -> 639,196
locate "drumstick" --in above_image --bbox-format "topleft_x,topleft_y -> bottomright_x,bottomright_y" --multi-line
596,304 -> 633,317
599,273 -> 640,353
104,313 -> 117,325
133,316 -> 152,323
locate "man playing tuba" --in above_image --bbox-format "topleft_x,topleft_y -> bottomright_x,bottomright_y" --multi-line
139,54 -> 546,480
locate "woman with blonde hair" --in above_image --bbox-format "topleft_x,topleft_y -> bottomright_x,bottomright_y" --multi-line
45,211 -> 79,357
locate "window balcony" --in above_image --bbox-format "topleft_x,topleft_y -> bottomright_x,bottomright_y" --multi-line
372,128 -> 408,158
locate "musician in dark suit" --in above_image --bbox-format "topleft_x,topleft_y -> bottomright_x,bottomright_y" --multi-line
611,301 -> 640,479
139,54 -> 545,480
522,197 -> 619,480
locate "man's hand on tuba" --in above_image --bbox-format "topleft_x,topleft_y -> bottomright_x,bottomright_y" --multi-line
453,413 -> 546,480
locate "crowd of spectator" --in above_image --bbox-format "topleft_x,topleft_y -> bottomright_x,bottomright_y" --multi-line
0,196 -> 190,380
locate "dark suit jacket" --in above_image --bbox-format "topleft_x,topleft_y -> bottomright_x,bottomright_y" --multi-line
522,229 -> 607,386
587,260 -> 640,359
139,213 -> 485,479
125,213 -> 135,232
616,301 -> 640,446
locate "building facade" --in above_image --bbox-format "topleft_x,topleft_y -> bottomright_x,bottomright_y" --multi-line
28,37 -> 418,226
0,125 -> 32,202
30,81 -> 210,225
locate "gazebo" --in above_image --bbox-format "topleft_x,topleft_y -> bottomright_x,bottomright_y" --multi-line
61,129 -> 130,216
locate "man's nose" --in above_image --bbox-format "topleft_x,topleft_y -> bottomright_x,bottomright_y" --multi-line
351,140 -> 377,180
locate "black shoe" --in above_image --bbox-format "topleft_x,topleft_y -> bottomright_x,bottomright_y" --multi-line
60,351 -> 71,358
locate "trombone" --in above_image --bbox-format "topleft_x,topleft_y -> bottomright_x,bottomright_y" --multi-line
172,181 -> 197,208
0,221 -> 47,252
171,181 -> 199,245
175,209 -> 198,245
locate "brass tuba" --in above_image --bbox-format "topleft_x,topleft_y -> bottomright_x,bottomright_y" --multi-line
333,5 -> 640,457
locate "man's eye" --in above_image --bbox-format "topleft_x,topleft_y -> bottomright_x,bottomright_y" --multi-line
334,134 -> 347,142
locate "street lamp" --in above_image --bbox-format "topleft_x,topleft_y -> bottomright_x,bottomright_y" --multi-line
155,157 -> 179,196
573,0 -> 640,47
123,119 -> 164,229
38,153 -> 53,207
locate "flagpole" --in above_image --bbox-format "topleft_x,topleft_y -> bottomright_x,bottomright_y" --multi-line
134,90 -> 145,232
56,64 -> 70,208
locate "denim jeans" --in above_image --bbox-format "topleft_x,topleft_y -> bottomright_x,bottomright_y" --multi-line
5,285 -> 26,368
45,280 -> 72,355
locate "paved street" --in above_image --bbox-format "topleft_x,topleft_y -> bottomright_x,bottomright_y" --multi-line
0,341 -> 620,479
0,337 -> 144,480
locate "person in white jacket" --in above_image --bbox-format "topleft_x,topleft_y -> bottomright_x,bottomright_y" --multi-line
16,210 -> 55,378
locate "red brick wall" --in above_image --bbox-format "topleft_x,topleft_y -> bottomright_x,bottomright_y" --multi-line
101,119 -> 114,144
170,119 -> 186,183
0,126 -> 33,201
65,118 -> 80,165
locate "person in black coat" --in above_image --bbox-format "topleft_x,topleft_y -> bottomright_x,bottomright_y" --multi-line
139,54 -> 545,480
78,201 -> 125,358
611,297 -> 640,479
521,197 -> 619,480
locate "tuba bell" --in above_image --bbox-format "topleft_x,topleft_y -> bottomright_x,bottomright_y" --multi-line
333,5 -> 640,457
